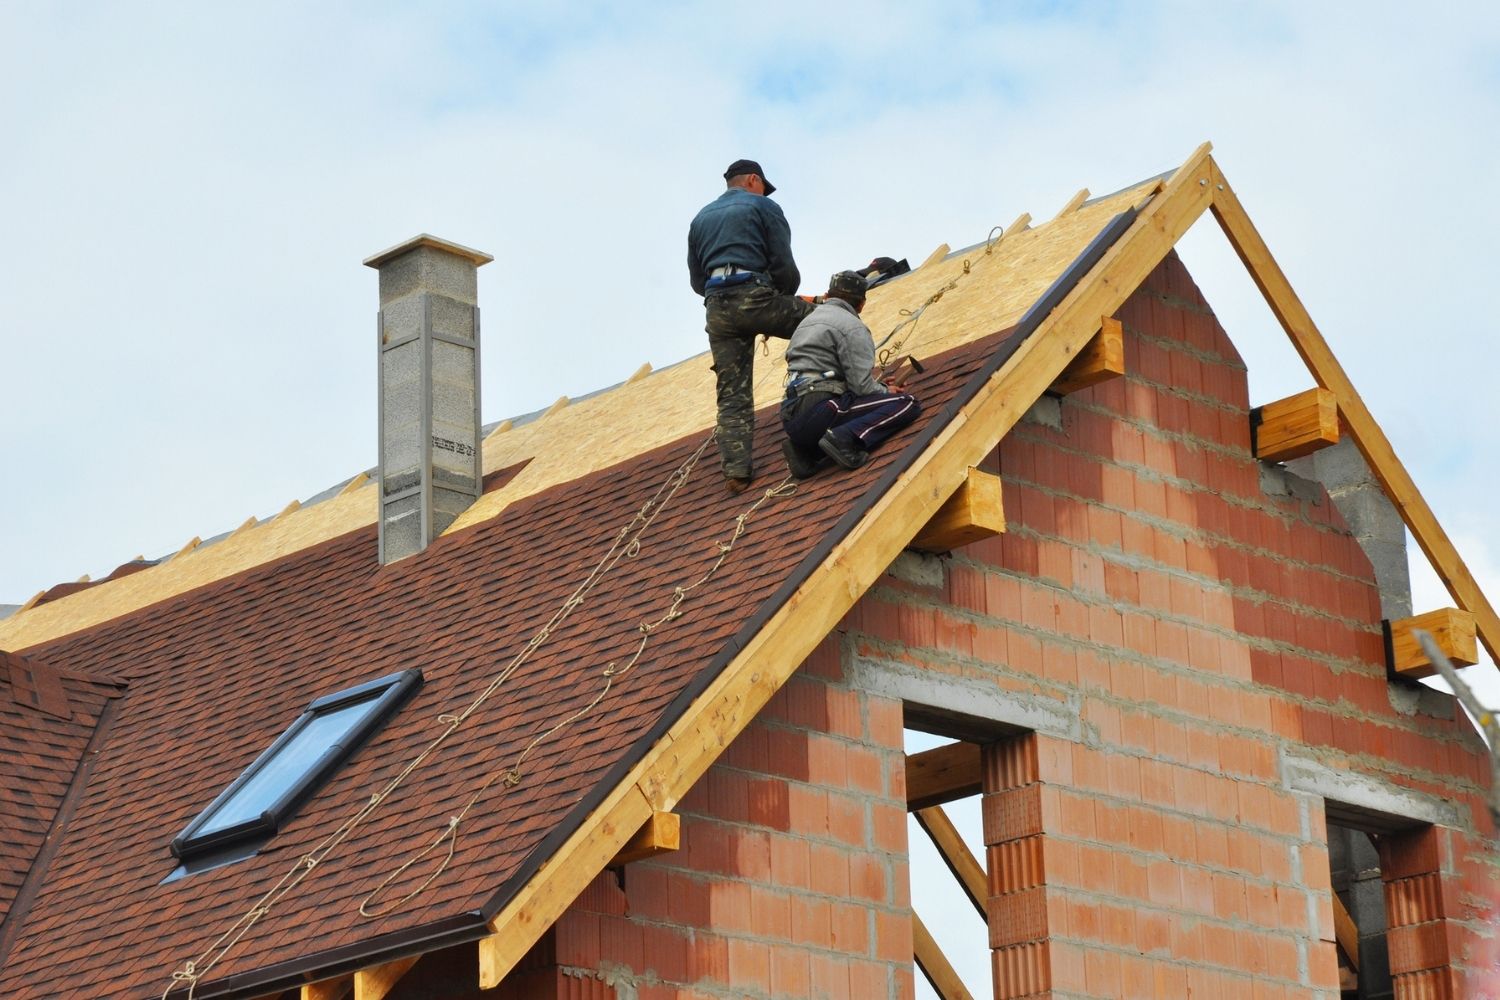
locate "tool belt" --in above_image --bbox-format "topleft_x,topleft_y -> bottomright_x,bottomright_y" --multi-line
785,369 -> 847,398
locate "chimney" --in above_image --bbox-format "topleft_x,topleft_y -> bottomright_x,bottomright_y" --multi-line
364,234 -> 494,564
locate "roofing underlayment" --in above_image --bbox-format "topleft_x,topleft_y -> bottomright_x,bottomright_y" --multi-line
1,143 -> 1493,998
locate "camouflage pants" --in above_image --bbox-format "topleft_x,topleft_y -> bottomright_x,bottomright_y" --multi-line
705,285 -> 814,480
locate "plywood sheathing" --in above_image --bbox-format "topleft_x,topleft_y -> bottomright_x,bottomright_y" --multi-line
0,177 -> 1159,653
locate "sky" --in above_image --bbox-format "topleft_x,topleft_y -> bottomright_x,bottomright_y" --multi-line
3,1 -> 1499,994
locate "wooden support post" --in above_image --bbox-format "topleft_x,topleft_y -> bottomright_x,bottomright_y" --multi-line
909,468 -> 1004,553
913,912 -> 976,1000
1051,316 -> 1125,395
609,810 -> 680,867
914,805 -> 987,919
1208,161 -> 1500,668
1388,608 -> 1479,679
353,956 -> 419,1000
1252,387 -> 1339,462
906,742 -> 982,810
301,977 -> 351,1000
1332,892 -> 1361,973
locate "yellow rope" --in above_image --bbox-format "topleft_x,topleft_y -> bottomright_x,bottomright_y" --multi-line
160,436 -> 797,996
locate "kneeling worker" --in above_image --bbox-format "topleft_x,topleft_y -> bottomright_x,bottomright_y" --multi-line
780,271 -> 921,477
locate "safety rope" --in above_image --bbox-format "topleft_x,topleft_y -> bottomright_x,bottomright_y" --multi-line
162,432 -> 795,998
874,225 -> 1005,369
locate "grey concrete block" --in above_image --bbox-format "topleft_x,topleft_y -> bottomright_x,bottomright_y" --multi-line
1022,395 -> 1062,430
886,551 -> 945,589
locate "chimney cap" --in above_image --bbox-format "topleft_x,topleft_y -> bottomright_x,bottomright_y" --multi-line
363,233 -> 494,269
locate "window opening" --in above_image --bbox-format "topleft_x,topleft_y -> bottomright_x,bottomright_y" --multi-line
168,668 -> 422,876
1328,820 -> 1393,1000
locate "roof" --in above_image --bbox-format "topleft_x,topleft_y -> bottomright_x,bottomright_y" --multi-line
1,143 -> 1495,998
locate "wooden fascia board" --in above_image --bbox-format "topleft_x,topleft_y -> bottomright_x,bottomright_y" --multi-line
1206,160 -> 1500,666
476,141 -> 1217,986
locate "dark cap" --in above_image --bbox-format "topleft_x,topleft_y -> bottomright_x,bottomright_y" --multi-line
826,270 -> 868,303
724,158 -> 776,196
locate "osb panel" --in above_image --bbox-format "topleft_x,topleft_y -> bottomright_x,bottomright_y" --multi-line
0,180 -> 1158,652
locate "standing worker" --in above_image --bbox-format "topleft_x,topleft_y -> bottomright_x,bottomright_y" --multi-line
780,271 -> 921,477
688,159 -> 815,493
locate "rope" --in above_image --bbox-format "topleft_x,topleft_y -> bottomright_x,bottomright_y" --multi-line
875,225 -> 1005,369
160,435 -> 796,997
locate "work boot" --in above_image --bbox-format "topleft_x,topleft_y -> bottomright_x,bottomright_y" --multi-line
817,430 -> 869,470
724,475 -> 753,495
781,440 -> 826,479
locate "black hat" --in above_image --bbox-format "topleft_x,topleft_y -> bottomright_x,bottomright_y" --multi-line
826,270 -> 868,303
724,158 -> 776,196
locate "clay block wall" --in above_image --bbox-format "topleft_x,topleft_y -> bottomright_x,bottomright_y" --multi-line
842,252 -> 1497,998
526,637 -> 915,999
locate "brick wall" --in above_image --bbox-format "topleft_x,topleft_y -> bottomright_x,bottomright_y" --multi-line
524,637 -> 914,999
504,251 -> 1497,999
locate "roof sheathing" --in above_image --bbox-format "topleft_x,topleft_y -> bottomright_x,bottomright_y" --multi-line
0,176 -> 1162,655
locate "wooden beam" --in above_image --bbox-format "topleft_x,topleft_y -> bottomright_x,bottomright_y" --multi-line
914,805 -> 987,919
337,472 -> 368,496
477,141 -> 1218,988
609,810 -> 680,867
1056,188 -> 1089,218
483,419 -> 513,441
301,977 -> 351,1000
229,516 -> 259,540
1207,159 -> 1500,667
907,742 -> 982,810
1332,892 -> 1361,973
921,243 -> 952,269
626,362 -> 653,384
913,912 -> 976,1000
1051,316 -> 1125,395
1388,608 -> 1479,679
909,468 -> 1004,553
170,536 -> 202,561
1252,387 -> 1339,462
541,396 -> 570,420
353,955 -> 419,1000
478,933 -> 505,991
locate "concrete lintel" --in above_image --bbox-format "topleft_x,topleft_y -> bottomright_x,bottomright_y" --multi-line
851,656 -> 1080,741
1282,752 -> 1463,831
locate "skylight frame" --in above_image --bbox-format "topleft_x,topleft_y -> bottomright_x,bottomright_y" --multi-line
170,668 -> 422,864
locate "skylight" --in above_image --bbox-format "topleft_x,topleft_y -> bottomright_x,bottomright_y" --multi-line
169,669 -> 422,871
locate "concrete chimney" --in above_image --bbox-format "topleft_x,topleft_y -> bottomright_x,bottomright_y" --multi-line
364,234 -> 493,564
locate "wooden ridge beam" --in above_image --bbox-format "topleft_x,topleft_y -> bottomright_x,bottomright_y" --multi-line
353,955 -> 419,1000
1388,608 -> 1479,679
609,810 -> 680,867
1253,387 -> 1339,462
907,742 -> 982,810
1207,159 -> 1500,667
1051,315 -> 1125,395
909,468 -> 1004,553
913,912 -> 976,1000
476,141 -> 1218,987
914,805 -> 987,919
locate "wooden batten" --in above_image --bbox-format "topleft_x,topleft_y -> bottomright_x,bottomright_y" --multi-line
913,912 -> 976,1000
302,976 -> 351,1000
609,810 -> 680,867
1252,387 -> 1339,462
909,468 -> 1004,553
1051,315 -> 1125,395
1388,608 -> 1479,679
906,742 -> 982,810
353,955 -> 419,1000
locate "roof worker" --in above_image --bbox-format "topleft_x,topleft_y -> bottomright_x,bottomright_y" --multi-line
779,271 -> 921,478
688,159 -> 816,494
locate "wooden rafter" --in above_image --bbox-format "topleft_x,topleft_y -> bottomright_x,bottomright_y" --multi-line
906,742 -> 982,810
474,141 -> 1219,987
353,955 -> 419,1000
609,810 -> 680,867
909,468 -> 1005,553
302,977 -> 350,1000
913,912 -> 977,1000
914,805 -> 987,919
1207,161 -> 1500,667
1388,608 -> 1479,679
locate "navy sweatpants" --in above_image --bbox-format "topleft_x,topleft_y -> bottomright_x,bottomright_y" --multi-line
780,389 -> 921,456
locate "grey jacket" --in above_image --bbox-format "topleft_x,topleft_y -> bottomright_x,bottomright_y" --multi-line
784,299 -> 886,397
687,188 -> 801,297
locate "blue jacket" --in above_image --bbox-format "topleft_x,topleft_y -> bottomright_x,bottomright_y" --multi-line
687,187 -> 801,297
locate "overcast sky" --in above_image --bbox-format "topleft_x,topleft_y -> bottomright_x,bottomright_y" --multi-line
3,3 -> 1498,993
